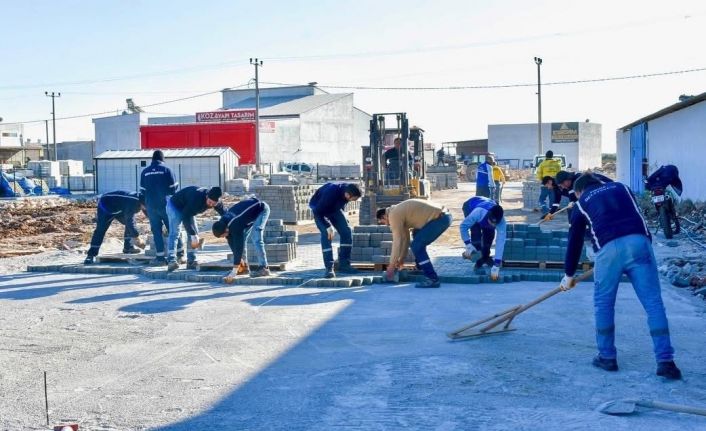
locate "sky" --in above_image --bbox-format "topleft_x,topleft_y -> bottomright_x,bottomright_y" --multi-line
0,0 -> 704,153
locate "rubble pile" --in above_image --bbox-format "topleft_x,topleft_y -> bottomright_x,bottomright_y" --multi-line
660,256 -> 706,295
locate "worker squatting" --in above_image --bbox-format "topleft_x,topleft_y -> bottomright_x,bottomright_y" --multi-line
85,150 -> 682,380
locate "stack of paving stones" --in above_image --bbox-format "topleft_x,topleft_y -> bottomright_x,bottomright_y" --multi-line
503,223 -> 587,262
250,185 -> 316,223
316,164 -> 361,180
523,180 -> 571,210
226,219 -> 298,265
270,173 -> 296,185
359,194 -> 408,225
350,225 -> 415,264
426,165 -> 458,190
225,178 -> 249,195
235,165 -> 255,179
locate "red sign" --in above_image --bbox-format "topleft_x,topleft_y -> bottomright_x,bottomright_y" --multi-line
196,109 -> 256,122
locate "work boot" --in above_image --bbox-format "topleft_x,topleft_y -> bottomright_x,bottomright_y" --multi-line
176,254 -> 187,265
337,261 -> 359,274
123,246 -> 141,254
656,361 -> 682,380
250,268 -> 272,278
84,256 -> 95,265
167,261 -> 179,272
324,268 -> 336,279
415,277 -> 441,288
148,257 -> 167,267
186,260 -> 199,270
592,355 -> 619,372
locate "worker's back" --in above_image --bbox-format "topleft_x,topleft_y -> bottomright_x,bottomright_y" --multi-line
536,158 -> 562,180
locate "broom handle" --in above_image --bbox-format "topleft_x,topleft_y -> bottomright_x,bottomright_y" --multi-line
537,204 -> 571,226
480,269 -> 594,333
448,305 -> 522,336
638,400 -> 706,417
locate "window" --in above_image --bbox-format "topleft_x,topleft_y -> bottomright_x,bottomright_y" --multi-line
1,132 -> 18,137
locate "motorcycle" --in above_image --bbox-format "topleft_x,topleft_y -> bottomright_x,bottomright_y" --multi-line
645,165 -> 682,239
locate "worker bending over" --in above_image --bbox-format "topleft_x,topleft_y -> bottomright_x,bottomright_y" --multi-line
376,199 -> 452,288
560,174 -> 681,380
212,197 -> 271,281
166,186 -> 225,271
84,191 -> 146,264
309,182 -> 362,278
544,170 -> 613,221
139,150 -> 184,266
460,196 -> 506,281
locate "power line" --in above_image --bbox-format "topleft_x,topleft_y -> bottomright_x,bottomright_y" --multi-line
263,66 -> 706,90
1,83 -> 250,126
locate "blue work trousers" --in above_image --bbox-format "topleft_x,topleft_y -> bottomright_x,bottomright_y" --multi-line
592,234 -> 675,363
411,213 -> 452,280
314,210 -> 352,270
87,206 -> 137,257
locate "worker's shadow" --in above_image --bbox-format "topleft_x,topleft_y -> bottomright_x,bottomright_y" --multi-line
0,275 -> 140,300
0,274 -> 110,291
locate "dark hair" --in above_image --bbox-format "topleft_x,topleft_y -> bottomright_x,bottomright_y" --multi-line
488,205 -> 504,223
345,183 -> 362,198
573,173 -> 603,193
152,150 -> 164,162
138,193 -> 146,206
207,186 -> 222,201
555,170 -> 572,185
376,208 -> 388,220
545,150 -> 554,159
541,176 -> 554,186
212,219 -> 227,237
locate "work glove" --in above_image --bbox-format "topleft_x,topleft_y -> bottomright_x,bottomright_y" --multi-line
223,268 -> 239,284
543,213 -> 554,222
237,259 -> 249,275
559,275 -> 575,291
134,236 -> 146,249
190,235 -> 200,249
462,244 -> 477,260
567,201 -> 575,209
326,226 -> 335,241
490,265 -> 500,281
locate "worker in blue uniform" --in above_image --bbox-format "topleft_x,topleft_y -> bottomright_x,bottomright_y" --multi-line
544,170 -> 613,221
459,196 -> 506,281
212,197 -> 272,281
84,191 -> 146,264
309,182 -> 362,278
139,150 -> 184,266
166,186 -> 225,271
559,174 -> 681,380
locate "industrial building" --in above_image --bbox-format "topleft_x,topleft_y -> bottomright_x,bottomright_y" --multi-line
616,92 -> 706,200
488,122 -> 602,170
57,140 -> 95,172
94,148 -> 239,194
92,84 -> 371,169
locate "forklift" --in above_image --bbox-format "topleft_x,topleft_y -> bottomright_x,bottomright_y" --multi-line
360,112 -> 430,224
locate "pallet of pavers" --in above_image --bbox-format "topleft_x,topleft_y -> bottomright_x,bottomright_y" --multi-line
199,219 -> 298,271
250,184 -> 317,224
503,223 -> 589,268
349,224 -> 416,270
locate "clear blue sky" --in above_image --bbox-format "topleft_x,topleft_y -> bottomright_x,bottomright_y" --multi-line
1,0 -> 705,152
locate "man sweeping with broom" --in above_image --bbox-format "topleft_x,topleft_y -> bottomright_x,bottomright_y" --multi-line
559,173 -> 681,380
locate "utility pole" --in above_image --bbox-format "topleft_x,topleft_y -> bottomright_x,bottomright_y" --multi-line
249,58 -> 263,169
533,57 -> 543,156
44,120 -> 50,160
45,91 -> 61,161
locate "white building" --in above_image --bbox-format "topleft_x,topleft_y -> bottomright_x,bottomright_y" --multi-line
0,123 -> 23,148
488,122 -> 602,170
616,92 -> 706,200
92,112 -> 145,156
94,148 -> 238,194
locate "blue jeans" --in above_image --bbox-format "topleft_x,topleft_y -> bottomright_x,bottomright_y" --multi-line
476,184 -> 492,198
166,199 -> 196,263
314,210 -> 352,270
411,213 -> 452,280
244,203 -> 270,267
538,186 -> 551,213
147,202 -> 183,258
593,234 -> 674,363
493,181 -> 503,203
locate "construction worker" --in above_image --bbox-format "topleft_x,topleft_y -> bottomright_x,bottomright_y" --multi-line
460,196 -> 506,280
475,155 -> 495,198
309,182 -> 362,278
376,199 -> 452,288
384,137 -> 413,183
84,191 -> 146,264
491,160 -> 506,203
538,176 -> 558,217
535,150 -> 562,213
560,174 -> 681,380
212,197 -> 272,280
139,150 -> 184,266
166,186 -> 225,271
544,170 -> 613,222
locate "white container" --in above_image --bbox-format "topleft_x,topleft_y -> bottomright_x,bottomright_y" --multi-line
59,160 -> 84,176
